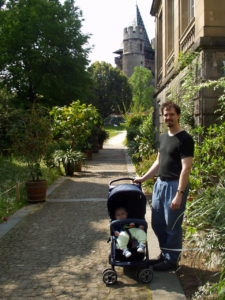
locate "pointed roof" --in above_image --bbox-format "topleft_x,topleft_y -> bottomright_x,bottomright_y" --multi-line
136,5 -> 152,49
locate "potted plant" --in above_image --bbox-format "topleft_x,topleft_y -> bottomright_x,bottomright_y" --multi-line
53,148 -> 86,176
83,142 -> 93,160
11,105 -> 53,202
98,127 -> 109,149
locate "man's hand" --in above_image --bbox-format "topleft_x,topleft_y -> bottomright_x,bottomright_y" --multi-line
170,194 -> 183,210
133,177 -> 143,184
115,231 -> 119,237
139,225 -> 145,230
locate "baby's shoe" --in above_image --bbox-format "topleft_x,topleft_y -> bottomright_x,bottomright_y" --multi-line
137,243 -> 145,253
123,248 -> 132,258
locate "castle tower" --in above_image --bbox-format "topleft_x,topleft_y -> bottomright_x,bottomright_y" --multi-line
123,26 -> 145,77
114,5 -> 155,78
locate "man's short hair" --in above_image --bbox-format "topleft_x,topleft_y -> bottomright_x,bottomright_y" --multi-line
161,101 -> 181,115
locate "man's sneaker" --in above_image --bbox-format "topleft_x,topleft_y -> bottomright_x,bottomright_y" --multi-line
149,252 -> 165,265
123,248 -> 132,258
153,259 -> 178,271
137,243 -> 145,253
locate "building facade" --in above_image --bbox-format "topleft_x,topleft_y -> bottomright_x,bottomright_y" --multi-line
151,0 -> 225,131
114,5 -> 155,78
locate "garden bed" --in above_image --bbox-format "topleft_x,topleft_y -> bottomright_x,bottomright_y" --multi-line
177,243 -> 221,299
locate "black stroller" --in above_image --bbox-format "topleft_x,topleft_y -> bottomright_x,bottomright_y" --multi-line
102,178 -> 153,285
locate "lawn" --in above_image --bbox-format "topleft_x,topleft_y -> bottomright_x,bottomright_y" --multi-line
0,156 -> 60,223
104,125 -> 125,139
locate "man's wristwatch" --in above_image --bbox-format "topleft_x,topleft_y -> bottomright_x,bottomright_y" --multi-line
177,189 -> 185,195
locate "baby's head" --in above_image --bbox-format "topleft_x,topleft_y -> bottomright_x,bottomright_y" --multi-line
114,207 -> 128,220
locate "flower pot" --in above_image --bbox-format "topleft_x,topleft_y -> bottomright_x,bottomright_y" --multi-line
65,162 -> 74,176
26,180 -> 47,203
92,145 -> 99,153
74,162 -> 82,172
84,149 -> 92,160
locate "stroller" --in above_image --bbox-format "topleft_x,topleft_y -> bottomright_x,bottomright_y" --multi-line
102,178 -> 153,285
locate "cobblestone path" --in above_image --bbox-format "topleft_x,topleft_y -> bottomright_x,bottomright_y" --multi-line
0,133 -> 153,299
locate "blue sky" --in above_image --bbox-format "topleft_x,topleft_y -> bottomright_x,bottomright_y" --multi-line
74,0 -> 155,66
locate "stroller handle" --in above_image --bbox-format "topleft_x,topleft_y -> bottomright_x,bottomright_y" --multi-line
109,177 -> 141,188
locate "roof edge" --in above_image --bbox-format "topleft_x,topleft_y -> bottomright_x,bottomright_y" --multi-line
150,0 -> 161,16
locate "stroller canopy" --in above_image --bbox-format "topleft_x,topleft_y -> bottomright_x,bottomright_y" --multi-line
107,183 -> 147,220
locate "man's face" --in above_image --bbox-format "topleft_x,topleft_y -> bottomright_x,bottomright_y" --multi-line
115,208 -> 128,220
163,107 -> 180,128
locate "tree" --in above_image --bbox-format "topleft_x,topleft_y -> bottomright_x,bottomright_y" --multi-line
0,0 -> 90,107
88,61 -> 132,118
129,66 -> 154,112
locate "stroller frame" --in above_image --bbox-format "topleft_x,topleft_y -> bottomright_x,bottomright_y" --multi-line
102,178 -> 153,285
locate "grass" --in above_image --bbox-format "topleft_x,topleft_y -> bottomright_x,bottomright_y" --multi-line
0,155 -> 61,223
104,125 -> 125,139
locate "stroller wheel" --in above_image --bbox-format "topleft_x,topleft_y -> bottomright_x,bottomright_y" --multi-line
137,268 -> 153,284
102,268 -> 113,275
102,269 -> 117,285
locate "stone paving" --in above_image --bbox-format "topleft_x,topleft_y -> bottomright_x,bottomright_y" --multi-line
0,132 -> 186,300
0,133 -> 153,300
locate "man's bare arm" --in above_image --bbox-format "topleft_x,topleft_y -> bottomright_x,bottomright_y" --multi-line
134,153 -> 160,183
170,156 -> 193,210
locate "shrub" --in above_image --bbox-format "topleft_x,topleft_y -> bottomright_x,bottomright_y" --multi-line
191,122 -> 225,190
50,100 -> 100,151
10,105 -> 53,181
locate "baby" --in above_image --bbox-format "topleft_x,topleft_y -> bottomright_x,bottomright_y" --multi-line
114,207 -> 147,258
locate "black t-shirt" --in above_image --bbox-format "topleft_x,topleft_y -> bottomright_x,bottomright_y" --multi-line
158,130 -> 194,179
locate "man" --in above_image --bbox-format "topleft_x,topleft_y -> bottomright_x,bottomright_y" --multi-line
134,101 -> 194,271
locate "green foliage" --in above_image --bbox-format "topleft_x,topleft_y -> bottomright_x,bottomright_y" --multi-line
50,100 -> 100,151
0,87 -> 19,155
0,155 -> 60,222
197,76 -> 225,122
0,0 -> 90,107
88,61 -> 132,118
124,110 -> 157,164
10,105 -> 53,181
129,66 -> 154,113
136,152 -> 158,194
191,122 -> 225,189
104,126 -> 125,139
176,51 -> 199,71
168,52 -> 201,131
53,148 -> 86,176
98,127 -> 109,145
185,177 -> 225,297
137,108 -> 156,158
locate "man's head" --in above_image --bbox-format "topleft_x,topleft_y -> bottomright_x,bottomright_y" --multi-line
114,207 -> 128,220
161,101 -> 181,128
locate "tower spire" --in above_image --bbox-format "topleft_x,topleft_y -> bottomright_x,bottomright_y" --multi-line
136,5 -> 152,49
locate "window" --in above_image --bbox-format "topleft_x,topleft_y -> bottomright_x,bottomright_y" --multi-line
180,0 -> 195,35
189,0 -> 194,22
166,0 -> 174,57
157,12 -> 163,72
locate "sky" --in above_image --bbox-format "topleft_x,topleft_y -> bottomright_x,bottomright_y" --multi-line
74,0 -> 155,66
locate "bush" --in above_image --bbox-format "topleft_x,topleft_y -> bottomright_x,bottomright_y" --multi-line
185,177 -> 225,298
125,113 -> 143,142
125,110 -> 157,164
50,100 -> 100,151
191,122 -> 225,190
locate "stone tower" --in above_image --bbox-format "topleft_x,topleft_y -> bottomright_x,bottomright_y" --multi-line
114,5 -> 154,78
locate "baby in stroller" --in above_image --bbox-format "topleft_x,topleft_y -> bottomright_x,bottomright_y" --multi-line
114,207 -> 147,258
102,178 -> 153,285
